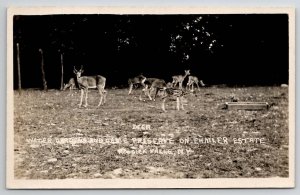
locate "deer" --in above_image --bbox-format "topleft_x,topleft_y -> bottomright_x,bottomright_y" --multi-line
161,87 -> 188,112
73,66 -> 107,108
186,76 -> 205,92
142,78 -> 191,111
143,79 -> 188,111
63,78 -> 76,96
142,78 -> 157,99
128,74 -> 146,95
144,78 -> 159,87
143,78 -> 167,101
172,70 -> 190,89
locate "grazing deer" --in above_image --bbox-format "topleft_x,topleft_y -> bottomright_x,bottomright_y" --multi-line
144,78 -> 159,87
161,87 -> 188,112
143,78 -> 167,101
128,74 -> 146,95
63,78 -> 76,96
143,78 -> 160,99
172,70 -> 190,89
73,66 -> 106,108
186,76 -> 205,91
143,79 -> 190,111
166,82 -> 173,88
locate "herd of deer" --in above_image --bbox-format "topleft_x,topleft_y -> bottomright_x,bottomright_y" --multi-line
64,66 -> 205,112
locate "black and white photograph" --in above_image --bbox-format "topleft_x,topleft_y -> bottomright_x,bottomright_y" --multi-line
6,7 -> 295,188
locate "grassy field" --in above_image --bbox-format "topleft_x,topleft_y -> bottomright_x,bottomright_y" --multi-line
13,86 -> 289,179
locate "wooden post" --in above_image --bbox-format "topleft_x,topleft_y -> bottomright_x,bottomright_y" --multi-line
224,102 -> 269,110
39,48 -> 47,91
16,43 -> 21,95
60,52 -> 64,90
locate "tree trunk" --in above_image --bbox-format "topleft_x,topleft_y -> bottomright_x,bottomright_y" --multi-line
60,53 -> 64,90
39,48 -> 47,91
16,43 -> 21,95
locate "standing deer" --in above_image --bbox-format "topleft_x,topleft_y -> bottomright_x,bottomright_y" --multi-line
161,87 -> 187,112
186,76 -> 205,91
141,78 -> 158,100
172,70 -> 190,89
73,66 -> 106,108
143,79 -> 188,111
128,74 -> 146,95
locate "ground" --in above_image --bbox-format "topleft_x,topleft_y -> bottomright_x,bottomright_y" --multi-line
13,86 -> 289,179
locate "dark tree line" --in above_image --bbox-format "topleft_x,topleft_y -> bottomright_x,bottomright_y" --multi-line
13,14 -> 288,89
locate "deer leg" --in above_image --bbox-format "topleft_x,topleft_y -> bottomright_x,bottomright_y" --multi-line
139,89 -> 143,101
153,88 -> 159,101
84,89 -> 88,107
79,89 -> 84,107
70,86 -> 74,96
69,87 -> 72,96
147,87 -> 153,101
128,84 -> 133,95
172,81 -> 177,88
172,80 -> 176,87
196,82 -> 200,91
174,82 -> 178,88
97,88 -> 103,107
147,92 -> 152,101
179,82 -> 182,89
103,90 -> 107,104
161,98 -> 167,112
98,94 -> 103,107
139,87 -> 145,101
180,97 -> 185,110
176,97 -> 180,110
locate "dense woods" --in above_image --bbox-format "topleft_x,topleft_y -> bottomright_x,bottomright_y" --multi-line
13,14 -> 288,88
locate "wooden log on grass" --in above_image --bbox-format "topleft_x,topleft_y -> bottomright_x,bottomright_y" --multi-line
224,102 -> 269,110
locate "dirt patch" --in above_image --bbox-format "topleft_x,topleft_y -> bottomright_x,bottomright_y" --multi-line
13,87 -> 289,179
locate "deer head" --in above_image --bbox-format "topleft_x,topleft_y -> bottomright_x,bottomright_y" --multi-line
199,80 -> 205,87
184,70 -> 191,76
74,66 -> 84,78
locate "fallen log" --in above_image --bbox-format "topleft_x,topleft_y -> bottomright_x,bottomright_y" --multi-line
224,102 -> 269,110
